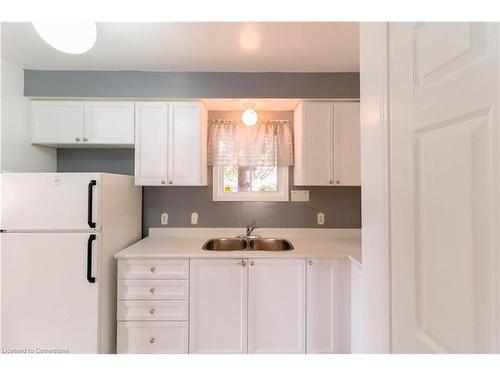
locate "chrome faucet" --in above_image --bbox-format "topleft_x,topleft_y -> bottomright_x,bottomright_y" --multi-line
246,225 -> 258,237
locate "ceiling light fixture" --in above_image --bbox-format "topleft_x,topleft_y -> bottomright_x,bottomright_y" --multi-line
32,22 -> 97,54
242,103 -> 259,126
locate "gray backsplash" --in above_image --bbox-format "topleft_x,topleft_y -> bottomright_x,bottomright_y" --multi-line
57,150 -> 360,236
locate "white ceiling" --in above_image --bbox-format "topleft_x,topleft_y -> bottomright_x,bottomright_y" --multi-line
1,22 -> 359,72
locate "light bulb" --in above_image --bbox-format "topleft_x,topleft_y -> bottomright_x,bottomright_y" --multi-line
33,22 -> 97,54
242,107 -> 258,126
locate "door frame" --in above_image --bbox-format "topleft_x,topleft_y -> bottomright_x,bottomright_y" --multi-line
359,22 -> 392,353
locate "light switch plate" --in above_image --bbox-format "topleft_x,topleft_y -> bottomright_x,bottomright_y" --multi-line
161,213 -> 168,225
291,190 -> 309,202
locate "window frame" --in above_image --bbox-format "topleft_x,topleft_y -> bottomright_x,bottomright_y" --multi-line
212,165 -> 289,202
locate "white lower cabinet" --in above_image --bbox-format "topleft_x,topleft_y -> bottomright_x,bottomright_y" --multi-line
189,259 -> 248,354
117,258 -> 189,354
350,261 -> 362,353
117,257 -> 352,354
117,322 -> 188,354
248,258 -> 306,354
306,258 -> 351,353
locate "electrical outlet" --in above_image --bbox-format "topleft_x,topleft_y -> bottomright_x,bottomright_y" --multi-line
161,213 -> 168,225
317,212 -> 325,225
191,212 -> 199,225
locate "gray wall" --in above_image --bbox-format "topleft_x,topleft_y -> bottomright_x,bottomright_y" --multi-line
24,71 -> 359,99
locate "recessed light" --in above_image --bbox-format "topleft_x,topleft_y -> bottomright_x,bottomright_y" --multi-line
33,22 -> 97,54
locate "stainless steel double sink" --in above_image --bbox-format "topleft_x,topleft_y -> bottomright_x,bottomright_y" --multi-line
202,237 -> 294,251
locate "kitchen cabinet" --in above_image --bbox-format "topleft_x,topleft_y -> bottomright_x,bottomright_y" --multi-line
83,101 -> 135,145
31,100 -> 135,147
248,258 -> 306,354
306,258 -> 351,353
117,258 -> 189,354
350,260 -> 362,353
134,101 -> 207,186
32,100 -> 84,145
189,259 -> 248,354
293,101 -> 361,186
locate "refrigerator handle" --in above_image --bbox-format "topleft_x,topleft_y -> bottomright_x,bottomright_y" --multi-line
87,180 -> 97,229
87,234 -> 97,283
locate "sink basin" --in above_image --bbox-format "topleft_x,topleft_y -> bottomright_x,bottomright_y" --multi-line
249,238 -> 294,251
202,238 -> 247,251
202,237 -> 294,251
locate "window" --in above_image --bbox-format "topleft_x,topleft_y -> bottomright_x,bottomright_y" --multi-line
213,165 -> 289,201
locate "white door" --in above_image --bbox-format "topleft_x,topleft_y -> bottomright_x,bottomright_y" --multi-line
167,102 -> 206,186
189,259 -> 247,353
390,22 -> 499,353
0,173 -> 101,230
333,102 -> 361,186
248,258 -> 305,353
135,102 -> 168,186
83,101 -> 135,145
31,100 -> 83,144
1,232 -> 99,353
306,258 -> 350,353
294,102 -> 334,186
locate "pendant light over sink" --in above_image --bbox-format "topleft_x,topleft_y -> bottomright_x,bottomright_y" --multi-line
241,103 -> 259,126
32,22 -> 97,54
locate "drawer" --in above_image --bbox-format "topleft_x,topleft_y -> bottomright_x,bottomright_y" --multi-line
117,322 -> 188,354
118,279 -> 189,300
118,259 -> 189,279
117,300 -> 188,321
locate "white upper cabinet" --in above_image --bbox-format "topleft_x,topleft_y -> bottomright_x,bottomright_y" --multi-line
134,102 -> 169,186
134,101 -> 207,186
32,100 -> 84,144
83,101 -> 135,145
294,102 -> 334,185
333,102 -> 361,186
167,102 -> 207,185
189,259 -> 247,354
248,258 -> 306,354
293,101 -> 361,186
32,100 -> 134,147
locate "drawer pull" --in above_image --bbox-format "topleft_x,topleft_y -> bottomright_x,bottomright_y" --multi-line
150,337 -> 155,344
150,287 -> 155,293
149,308 -> 155,315
150,266 -> 156,273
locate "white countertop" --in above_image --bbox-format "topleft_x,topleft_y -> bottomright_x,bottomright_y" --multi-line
116,228 -> 362,265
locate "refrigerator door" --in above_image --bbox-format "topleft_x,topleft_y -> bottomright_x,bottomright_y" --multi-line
1,232 -> 100,353
0,173 -> 101,231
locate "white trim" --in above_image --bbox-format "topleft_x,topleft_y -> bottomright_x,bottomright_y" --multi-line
212,166 -> 289,202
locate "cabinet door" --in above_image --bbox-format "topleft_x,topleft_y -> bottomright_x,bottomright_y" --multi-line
248,258 -> 306,353
350,261 -> 362,353
306,258 -> 350,353
189,259 -> 247,354
167,102 -> 207,185
83,101 -> 135,145
134,102 -> 168,186
294,102 -> 334,186
333,102 -> 361,186
32,100 -> 83,144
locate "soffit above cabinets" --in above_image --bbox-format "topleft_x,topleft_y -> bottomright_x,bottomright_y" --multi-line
1,22 -> 359,72
203,99 -> 300,111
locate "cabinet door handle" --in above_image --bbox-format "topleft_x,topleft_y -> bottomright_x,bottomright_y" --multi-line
250,261 -> 255,266
308,260 -> 313,265
238,260 -> 246,266
87,234 -> 96,283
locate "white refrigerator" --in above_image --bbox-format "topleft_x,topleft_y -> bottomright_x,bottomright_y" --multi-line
0,173 -> 142,353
